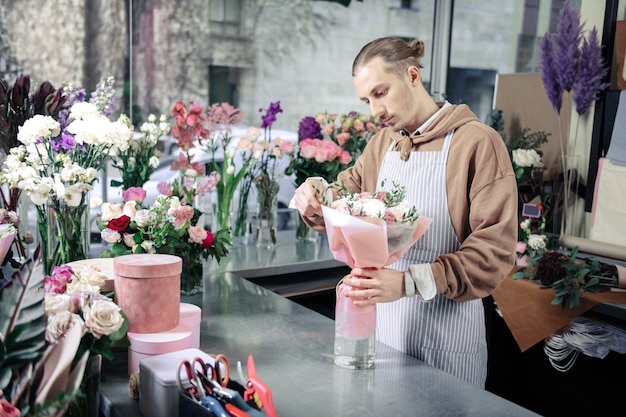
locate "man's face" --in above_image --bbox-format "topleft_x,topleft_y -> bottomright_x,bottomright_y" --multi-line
353,57 -> 421,133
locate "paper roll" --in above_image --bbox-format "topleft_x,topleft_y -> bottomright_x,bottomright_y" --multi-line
559,235 -> 626,262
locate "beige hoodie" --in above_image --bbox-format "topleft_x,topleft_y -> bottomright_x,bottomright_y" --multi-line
328,104 -> 518,302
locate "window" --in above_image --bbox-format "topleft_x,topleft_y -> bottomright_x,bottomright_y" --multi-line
209,66 -> 239,106
209,0 -> 242,35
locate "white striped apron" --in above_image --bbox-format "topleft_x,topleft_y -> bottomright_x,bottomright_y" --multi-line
376,131 -> 487,387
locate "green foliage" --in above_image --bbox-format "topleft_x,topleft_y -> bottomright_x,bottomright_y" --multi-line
0,246 -> 46,413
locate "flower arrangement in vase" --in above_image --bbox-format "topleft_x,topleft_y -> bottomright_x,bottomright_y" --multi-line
287,110 -> 384,240
0,75 -> 65,261
201,102 -> 255,238
0,76 -> 133,274
96,192 -> 230,295
110,113 -> 170,191
248,101 -> 295,249
538,0 -> 609,234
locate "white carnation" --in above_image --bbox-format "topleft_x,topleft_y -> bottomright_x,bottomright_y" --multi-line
512,149 -> 544,168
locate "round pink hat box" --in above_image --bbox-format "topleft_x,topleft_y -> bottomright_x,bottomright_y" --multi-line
179,303 -> 202,348
114,254 -> 182,333
127,322 -> 193,375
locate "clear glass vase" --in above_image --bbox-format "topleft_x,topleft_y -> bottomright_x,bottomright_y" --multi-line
254,180 -> 278,250
295,216 -> 319,243
38,194 -> 90,275
180,251 -> 204,296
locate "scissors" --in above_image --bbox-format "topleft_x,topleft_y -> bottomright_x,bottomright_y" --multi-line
178,358 -> 230,417
206,353 -> 231,388
239,354 -> 279,417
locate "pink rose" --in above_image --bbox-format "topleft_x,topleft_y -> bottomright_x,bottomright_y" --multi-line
336,132 -> 351,146
516,241 -> 527,254
157,181 -> 172,197
338,150 -> 352,165
44,265 -> 74,294
122,187 -> 147,203
0,399 -> 21,417
322,123 -> 336,135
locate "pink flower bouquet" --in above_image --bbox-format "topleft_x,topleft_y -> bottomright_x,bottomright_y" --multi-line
323,183 -> 432,340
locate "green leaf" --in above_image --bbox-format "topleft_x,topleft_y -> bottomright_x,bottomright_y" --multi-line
0,246 -> 46,405
512,271 -> 527,279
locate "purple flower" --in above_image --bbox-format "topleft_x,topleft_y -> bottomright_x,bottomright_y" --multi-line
539,35 -> 563,114
298,116 -> 322,140
573,27 -> 609,115
260,101 -> 282,128
553,0 -> 582,92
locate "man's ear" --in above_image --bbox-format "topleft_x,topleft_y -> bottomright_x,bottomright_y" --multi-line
407,66 -> 421,85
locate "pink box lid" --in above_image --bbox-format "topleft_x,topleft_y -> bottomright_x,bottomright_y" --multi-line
113,254 -> 182,278
128,322 -> 192,354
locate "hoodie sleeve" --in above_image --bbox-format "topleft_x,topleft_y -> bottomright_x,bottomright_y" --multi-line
430,121 -> 518,302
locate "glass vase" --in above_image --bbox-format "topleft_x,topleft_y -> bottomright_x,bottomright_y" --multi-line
334,280 -> 376,370
295,216 -> 319,243
180,252 -> 204,296
66,353 -> 102,417
38,194 -> 90,275
254,182 -> 278,250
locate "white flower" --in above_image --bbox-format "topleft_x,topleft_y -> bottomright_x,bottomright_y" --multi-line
512,148 -> 544,168
527,234 -> 547,251
140,240 -> 156,253
149,156 -> 160,168
68,101 -> 100,120
45,311 -> 86,343
133,209 -> 152,227
226,165 -> 236,175
101,228 -> 122,244
17,115 -> 60,145
82,299 -> 124,338
100,202 -> 124,222
520,218 -> 531,233
44,293 -> 74,315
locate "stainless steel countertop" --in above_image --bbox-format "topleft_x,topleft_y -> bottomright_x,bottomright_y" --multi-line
100,235 -> 540,417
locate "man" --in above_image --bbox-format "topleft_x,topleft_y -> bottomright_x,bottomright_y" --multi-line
293,37 -> 517,387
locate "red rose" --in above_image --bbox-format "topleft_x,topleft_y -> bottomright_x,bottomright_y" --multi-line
107,215 -> 131,232
201,231 -> 215,248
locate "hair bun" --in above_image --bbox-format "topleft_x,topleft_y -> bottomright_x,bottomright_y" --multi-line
409,39 -> 425,59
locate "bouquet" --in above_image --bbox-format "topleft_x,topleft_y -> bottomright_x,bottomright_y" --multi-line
322,181 -> 432,341
288,111 -> 384,240
96,193 -> 230,293
110,113 -> 170,190
249,101 -> 295,247
0,76 -> 133,273
513,247 -> 622,309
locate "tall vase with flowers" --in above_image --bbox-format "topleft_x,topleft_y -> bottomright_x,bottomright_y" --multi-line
0,75 -> 65,262
97,194 -> 230,295
538,0 -> 609,236
202,102 -> 255,239
287,111 -> 383,241
110,113 -> 170,191
250,101 -> 294,249
2,76 -> 133,275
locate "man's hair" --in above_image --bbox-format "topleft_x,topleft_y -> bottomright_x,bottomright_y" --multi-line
352,37 -> 425,78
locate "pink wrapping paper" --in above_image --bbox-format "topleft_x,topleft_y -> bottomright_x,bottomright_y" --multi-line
321,205 -> 432,269
322,205 -> 432,340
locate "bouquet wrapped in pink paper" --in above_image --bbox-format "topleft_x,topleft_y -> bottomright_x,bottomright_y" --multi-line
322,182 -> 432,368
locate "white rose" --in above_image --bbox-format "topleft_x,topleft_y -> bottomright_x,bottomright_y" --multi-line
149,156 -> 160,168
101,202 -> 124,222
133,209 -> 152,227
45,311 -> 85,343
83,299 -> 124,338
44,294 -> 74,315
66,280 -> 102,296
512,149 -> 544,168
140,240 -> 156,253
122,201 -> 138,219
527,234 -> 547,251
360,198 -> 387,218
101,228 -> 121,244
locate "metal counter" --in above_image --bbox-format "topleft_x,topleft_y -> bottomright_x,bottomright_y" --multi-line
100,235 -> 540,417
